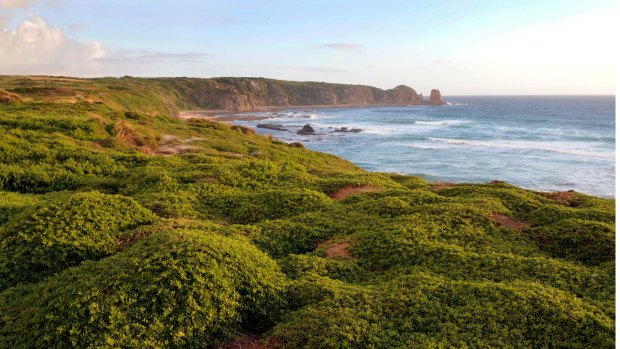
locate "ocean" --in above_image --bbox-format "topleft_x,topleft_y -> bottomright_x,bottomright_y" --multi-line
229,96 -> 615,198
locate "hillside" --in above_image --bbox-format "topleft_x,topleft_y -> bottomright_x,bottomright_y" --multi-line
0,75 -> 444,114
0,76 -> 614,348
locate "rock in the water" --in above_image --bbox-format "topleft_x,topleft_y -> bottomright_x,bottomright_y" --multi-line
333,127 -> 363,133
257,124 -> 289,132
297,124 -> 316,135
428,89 -> 446,105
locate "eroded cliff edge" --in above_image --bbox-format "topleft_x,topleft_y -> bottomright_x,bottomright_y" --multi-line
162,77 -> 445,111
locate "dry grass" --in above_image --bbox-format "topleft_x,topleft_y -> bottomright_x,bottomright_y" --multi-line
113,120 -> 158,154
0,89 -> 22,103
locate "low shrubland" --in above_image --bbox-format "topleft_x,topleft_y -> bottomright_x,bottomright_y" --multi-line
0,76 -> 614,348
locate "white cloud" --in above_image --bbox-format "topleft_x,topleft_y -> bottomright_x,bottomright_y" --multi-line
0,16 -> 106,75
0,16 -> 210,76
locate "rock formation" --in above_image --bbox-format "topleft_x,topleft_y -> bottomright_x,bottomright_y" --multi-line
297,124 -> 316,135
428,89 -> 446,105
333,127 -> 363,133
257,124 -> 289,132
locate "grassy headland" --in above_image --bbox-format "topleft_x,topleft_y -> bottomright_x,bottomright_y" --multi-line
0,76 -> 614,348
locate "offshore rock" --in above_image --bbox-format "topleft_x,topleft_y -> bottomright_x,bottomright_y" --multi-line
297,124 -> 316,135
257,124 -> 289,132
428,89 -> 446,105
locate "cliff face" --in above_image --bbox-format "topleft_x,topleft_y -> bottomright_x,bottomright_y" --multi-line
165,78 -> 444,112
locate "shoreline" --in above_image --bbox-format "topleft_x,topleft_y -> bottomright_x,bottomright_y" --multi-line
177,103 -> 437,121
175,102 -> 614,200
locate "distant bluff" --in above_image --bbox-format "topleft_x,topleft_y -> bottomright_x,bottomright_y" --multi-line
162,77 -> 445,111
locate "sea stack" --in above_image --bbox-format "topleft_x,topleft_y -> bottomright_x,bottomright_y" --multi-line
428,89 -> 446,105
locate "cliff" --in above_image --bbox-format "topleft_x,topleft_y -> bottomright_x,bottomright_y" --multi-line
155,77 -> 443,112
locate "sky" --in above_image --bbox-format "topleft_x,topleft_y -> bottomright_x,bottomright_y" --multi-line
0,0 -> 616,95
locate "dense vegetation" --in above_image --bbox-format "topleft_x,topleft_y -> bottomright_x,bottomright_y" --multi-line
0,76 -> 615,348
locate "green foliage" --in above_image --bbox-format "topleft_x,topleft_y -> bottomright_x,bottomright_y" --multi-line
526,218 -> 615,265
252,220 -> 331,257
0,230 -> 288,348
270,273 -> 614,349
0,191 -> 155,289
0,191 -> 43,225
437,182 -> 551,219
205,188 -> 332,224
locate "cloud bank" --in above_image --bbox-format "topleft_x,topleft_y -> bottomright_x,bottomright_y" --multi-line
0,16 -> 106,75
0,14 -> 209,76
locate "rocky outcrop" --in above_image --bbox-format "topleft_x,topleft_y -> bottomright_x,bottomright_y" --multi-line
383,85 -> 423,104
257,124 -> 289,132
333,127 -> 363,133
297,124 -> 316,135
428,89 -> 446,105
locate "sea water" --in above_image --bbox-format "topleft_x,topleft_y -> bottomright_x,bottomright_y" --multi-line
231,96 -> 615,198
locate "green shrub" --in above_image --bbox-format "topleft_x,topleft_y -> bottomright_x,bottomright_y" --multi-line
526,218 -> 615,265
222,189 -> 332,224
0,191 -> 155,289
280,254 -> 371,283
528,204 -> 614,226
252,220 -> 331,257
269,273 -> 614,348
437,183 -> 551,219
0,191 -> 42,225
0,230 -> 288,348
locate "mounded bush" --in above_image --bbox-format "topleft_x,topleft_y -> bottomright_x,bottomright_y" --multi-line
252,220 -> 331,257
280,254 -> 370,283
226,189 -> 332,224
526,218 -> 615,265
0,229 -> 288,348
269,273 -> 614,348
437,184 -> 551,218
0,191 -> 42,225
0,191 -> 155,289
528,204 -> 614,226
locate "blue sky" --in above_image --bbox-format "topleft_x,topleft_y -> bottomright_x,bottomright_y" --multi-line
0,0 -> 616,94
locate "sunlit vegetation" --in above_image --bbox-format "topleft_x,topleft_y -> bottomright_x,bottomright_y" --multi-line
0,76 -> 614,348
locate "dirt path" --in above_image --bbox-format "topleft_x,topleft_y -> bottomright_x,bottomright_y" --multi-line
330,185 -> 382,201
492,213 -> 529,230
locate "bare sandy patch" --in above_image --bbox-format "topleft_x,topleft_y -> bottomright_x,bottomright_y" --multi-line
492,213 -> 529,230
318,240 -> 353,259
330,185 -> 382,201
431,182 -> 454,192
